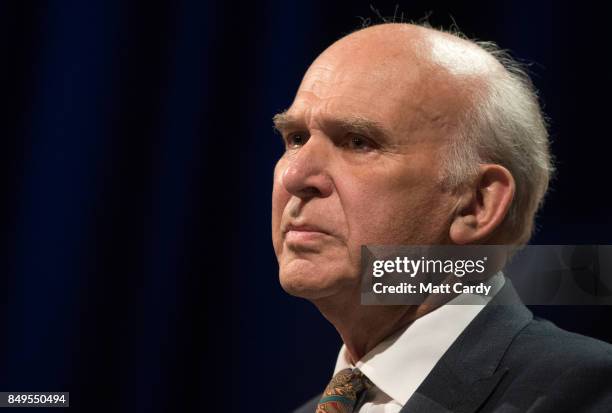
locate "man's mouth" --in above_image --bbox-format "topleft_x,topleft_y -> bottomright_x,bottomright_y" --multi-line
284,223 -> 330,244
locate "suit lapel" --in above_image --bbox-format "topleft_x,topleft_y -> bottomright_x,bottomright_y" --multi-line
401,281 -> 532,413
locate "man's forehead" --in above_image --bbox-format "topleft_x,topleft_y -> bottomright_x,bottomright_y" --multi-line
300,31 -> 426,96
279,90 -> 402,136
285,69 -> 461,138
288,60 -> 424,133
298,63 -> 420,102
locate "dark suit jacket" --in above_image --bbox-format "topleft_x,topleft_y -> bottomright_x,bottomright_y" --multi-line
294,281 -> 612,412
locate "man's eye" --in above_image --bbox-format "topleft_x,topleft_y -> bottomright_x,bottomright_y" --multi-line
286,133 -> 308,148
346,135 -> 374,151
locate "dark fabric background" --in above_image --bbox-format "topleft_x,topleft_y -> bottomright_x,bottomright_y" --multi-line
1,1 -> 611,412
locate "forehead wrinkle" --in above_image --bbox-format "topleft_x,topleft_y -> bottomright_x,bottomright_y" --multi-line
299,66 -> 460,141
300,65 -> 399,101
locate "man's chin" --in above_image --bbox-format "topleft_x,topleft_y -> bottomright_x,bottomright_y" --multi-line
280,279 -> 332,300
278,269 -> 357,301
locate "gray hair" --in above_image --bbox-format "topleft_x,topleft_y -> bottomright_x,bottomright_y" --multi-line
440,39 -> 554,246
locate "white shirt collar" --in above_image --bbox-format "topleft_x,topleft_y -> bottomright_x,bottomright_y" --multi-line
333,272 -> 505,406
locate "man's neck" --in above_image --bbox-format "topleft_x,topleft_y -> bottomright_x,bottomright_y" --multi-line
313,291 -> 432,362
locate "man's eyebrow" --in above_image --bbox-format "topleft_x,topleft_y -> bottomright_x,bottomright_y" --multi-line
272,111 -> 391,140
272,111 -> 299,133
328,116 -> 391,140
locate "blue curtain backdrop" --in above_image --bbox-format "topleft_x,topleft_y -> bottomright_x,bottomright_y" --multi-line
1,1 -> 611,412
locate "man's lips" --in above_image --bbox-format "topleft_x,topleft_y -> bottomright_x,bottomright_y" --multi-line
284,224 -> 328,233
283,223 -> 331,244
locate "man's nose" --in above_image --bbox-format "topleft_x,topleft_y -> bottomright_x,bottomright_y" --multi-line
281,136 -> 334,199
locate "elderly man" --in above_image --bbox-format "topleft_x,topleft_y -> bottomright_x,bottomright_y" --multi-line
271,23 -> 612,413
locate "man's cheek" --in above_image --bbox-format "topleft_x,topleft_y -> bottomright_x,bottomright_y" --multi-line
271,194 -> 285,255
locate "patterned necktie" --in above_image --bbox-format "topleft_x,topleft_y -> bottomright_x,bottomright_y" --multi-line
316,368 -> 372,413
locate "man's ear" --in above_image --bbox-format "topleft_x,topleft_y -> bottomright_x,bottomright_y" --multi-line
449,164 -> 515,244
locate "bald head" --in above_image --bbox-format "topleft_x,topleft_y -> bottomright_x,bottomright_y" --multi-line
319,23 -> 504,77
316,25 -> 504,98
296,24 -> 507,149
